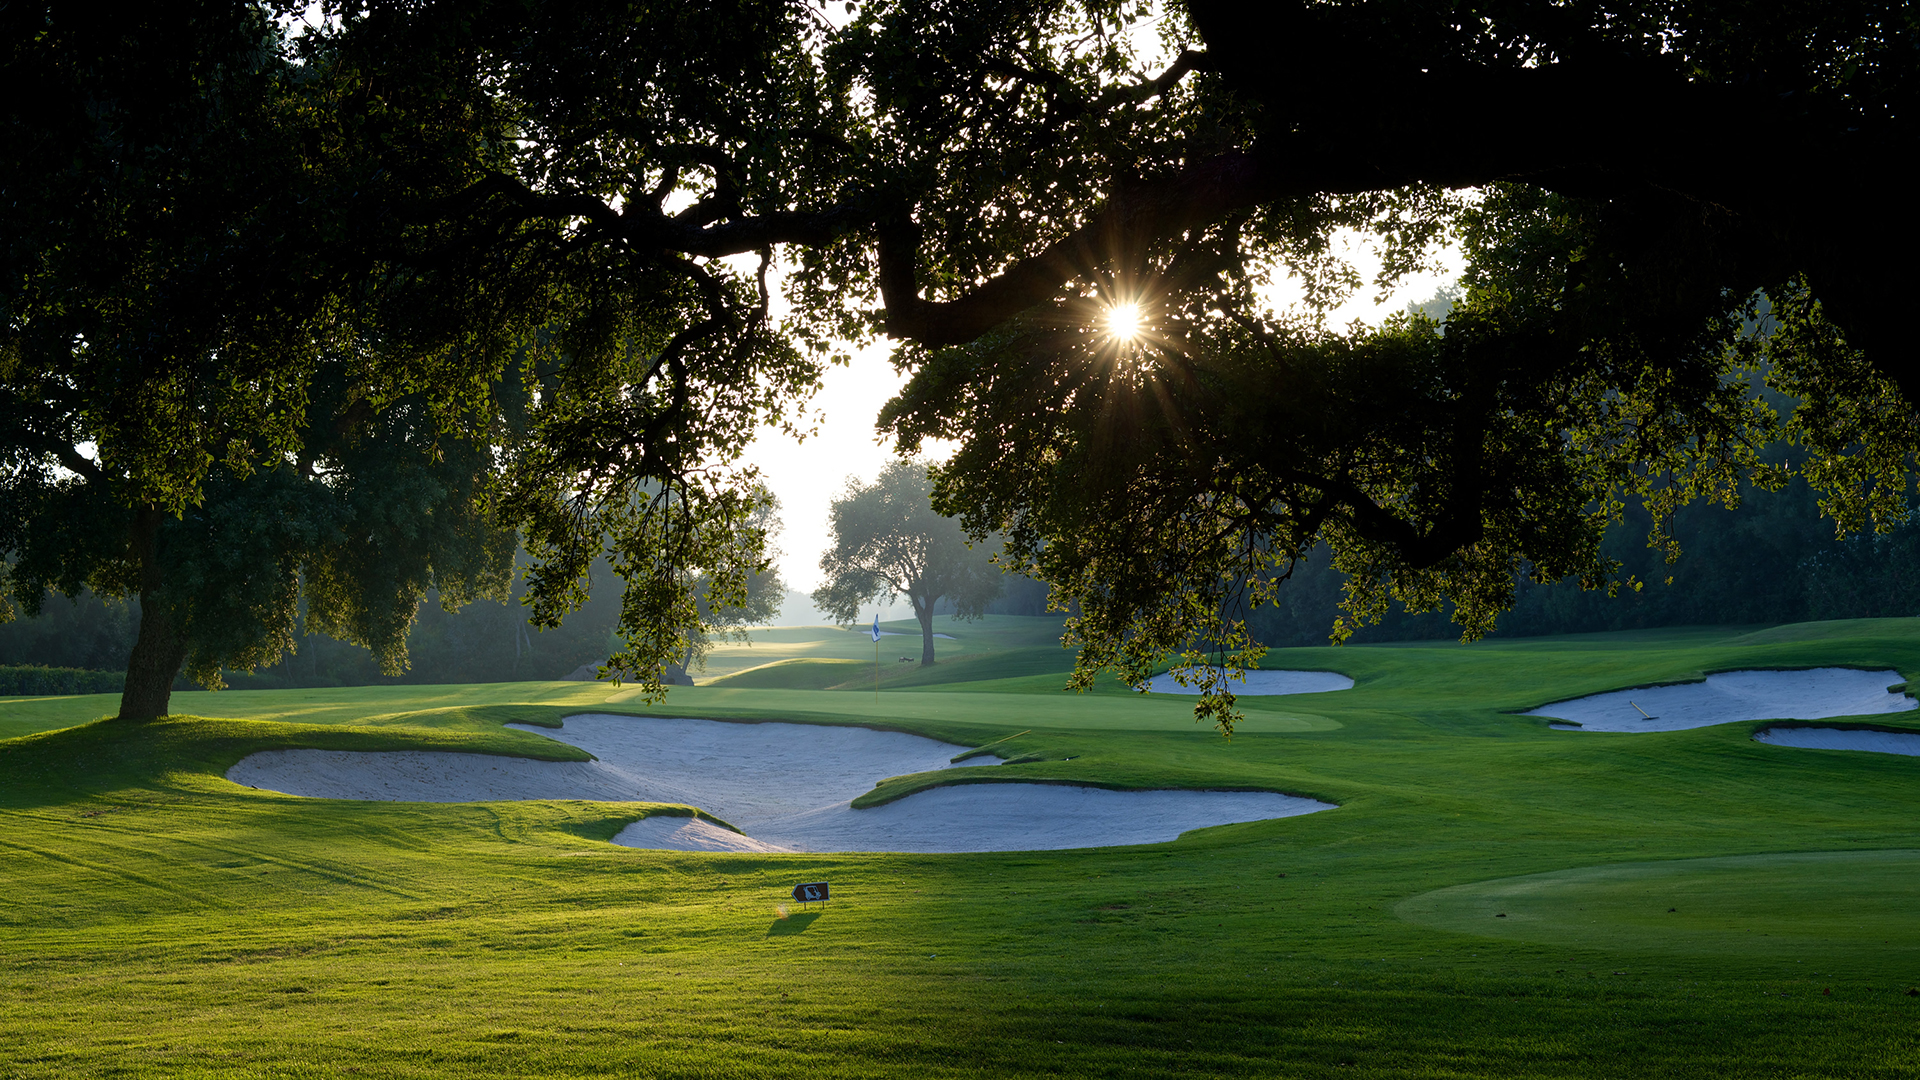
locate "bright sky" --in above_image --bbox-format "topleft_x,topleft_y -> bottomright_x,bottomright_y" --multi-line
747,236 -> 1466,592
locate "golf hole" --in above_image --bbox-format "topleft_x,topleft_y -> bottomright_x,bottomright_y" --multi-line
227,714 -> 1334,853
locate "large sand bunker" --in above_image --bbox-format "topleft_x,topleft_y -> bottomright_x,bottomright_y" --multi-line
228,714 -> 1332,853
1527,668 -> 1915,732
1754,725 -> 1920,757
1143,669 -> 1353,695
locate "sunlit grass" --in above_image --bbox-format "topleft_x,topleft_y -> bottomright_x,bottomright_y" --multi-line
5,618 -> 1920,1075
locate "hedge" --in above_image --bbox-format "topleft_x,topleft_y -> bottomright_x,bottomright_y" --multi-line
0,665 -> 125,696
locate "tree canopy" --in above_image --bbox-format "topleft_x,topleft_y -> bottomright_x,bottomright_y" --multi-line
672,496 -> 788,680
813,460 -> 1002,665
6,0 -> 1916,729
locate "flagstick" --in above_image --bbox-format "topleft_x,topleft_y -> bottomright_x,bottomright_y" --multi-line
871,612 -> 882,703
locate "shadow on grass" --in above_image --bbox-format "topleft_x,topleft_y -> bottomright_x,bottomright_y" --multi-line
766,911 -> 823,937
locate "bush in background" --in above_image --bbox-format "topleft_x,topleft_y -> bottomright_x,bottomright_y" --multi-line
0,666 -> 124,696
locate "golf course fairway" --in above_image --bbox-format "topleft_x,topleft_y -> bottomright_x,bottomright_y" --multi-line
4,615 -> 1920,1077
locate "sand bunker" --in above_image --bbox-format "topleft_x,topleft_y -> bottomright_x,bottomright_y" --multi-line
1527,668 -> 1915,732
1143,669 -> 1353,696
1753,725 -> 1920,757
618,815 -> 792,853
228,714 -> 1332,853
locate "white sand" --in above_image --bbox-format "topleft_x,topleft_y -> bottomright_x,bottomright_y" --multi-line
227,713 -> 1333,853
1143,669 -> 1354,696
1754,726 -> 1920,757
618,815 -> 795,852
674,781 -> 1331,853
1527,668 -> 1915,732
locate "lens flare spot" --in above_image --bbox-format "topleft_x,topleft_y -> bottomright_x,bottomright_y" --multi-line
1104,302 -> 1143,341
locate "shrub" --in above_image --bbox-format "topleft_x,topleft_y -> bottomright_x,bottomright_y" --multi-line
0,665 -> 125,696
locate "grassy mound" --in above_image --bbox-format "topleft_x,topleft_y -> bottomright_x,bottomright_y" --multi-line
704,657 -> 871,690
5,618 -> 1920,1076
1396,849 -> 1920,961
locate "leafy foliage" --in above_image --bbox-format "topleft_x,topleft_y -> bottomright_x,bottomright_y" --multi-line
864,4 -> 1920,732
8,0 -> 1919,732
672,498 -> 788,676
0,665 -> 124,697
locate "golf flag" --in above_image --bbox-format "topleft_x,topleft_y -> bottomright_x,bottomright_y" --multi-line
870,614 -> 881,642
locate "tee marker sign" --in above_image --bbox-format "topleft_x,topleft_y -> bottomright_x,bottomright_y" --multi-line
791,881 -> 830,908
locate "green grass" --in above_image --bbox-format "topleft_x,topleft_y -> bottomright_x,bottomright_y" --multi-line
1397,849 -> 1920,961
696,614 -> 1074,687
6,618 -> 1920,1076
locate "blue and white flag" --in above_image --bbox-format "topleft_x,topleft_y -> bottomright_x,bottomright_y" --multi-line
870,613 -> 882,642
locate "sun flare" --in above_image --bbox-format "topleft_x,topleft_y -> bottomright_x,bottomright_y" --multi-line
1104,302 -> 1144,341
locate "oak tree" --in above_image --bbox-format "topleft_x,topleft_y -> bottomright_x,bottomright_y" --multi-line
10,0 -> 1919,733
812,460 -> 1001,666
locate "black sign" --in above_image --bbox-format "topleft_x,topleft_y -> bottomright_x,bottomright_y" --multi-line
791,881 -> 830,904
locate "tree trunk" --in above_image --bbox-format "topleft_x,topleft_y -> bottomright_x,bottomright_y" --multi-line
118,508 -> 187,721
916,593 -> 936,667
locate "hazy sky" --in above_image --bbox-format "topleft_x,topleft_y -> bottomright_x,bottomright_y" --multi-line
747,236 -> 1466,593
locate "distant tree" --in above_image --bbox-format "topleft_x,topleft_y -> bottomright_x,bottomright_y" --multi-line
1406,285 -> 1461,325
984,572 -> 1057,618
813,461 -> 1001,666
1803,523 -> 1920,622
0,590 -> 139,672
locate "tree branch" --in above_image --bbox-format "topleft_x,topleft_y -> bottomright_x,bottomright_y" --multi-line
880,150 -> 1278,346
434,170 -> 864,260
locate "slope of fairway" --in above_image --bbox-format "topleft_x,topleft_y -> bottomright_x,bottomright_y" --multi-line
694,615 -> 1073,684
7,618 -> 1920,1077
606,684 -> 1343,734
1395,849 -> 1920,962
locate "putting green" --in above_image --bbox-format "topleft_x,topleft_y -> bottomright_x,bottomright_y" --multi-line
601,685 -> 1343,732
1395,848 -> 1920,962
693,615 -> 1075,683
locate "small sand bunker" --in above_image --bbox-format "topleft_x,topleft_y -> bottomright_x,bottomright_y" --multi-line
229,714 -> 1333,853
1528,668 -> 1915,732
619,815 -> 792,852
1143,669 -> 1353,696
1754,726 -> 1920,757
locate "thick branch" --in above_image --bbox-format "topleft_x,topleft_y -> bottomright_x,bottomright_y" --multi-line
437,171 -> 863,259
880,150 -> 1278,347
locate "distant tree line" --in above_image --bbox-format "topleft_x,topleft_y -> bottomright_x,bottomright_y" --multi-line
1248,454 -> 1920,647
9,459 -> 1910,689
0,665 -> 127,697
958,462 -> 1920,644
0,557 -> 624,690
